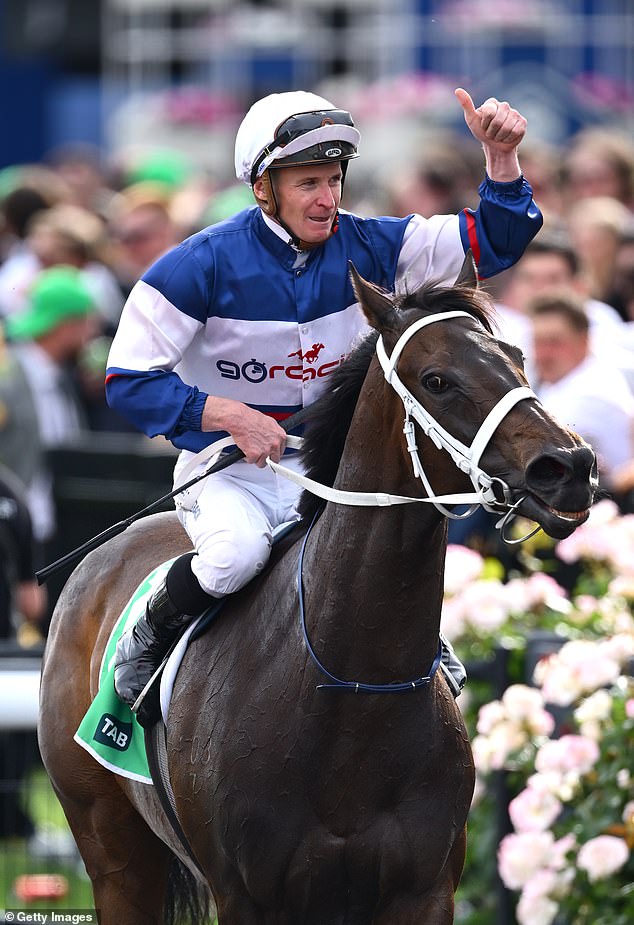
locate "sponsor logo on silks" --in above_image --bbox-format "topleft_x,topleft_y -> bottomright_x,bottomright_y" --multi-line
288,343 -> 324,363
325,147 -> 342,158
216,348 -> 348,383
94,713 -> 133,751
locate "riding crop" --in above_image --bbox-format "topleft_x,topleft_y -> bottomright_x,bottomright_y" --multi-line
35,406 -> 312,584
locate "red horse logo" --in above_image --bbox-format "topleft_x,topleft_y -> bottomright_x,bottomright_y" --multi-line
288,343 -> 325,364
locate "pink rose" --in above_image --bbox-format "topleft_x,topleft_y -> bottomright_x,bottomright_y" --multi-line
509,786 -> 562,833
577,835 -> 629,882
443,544 -> 484,594
535,735 -> 599,777
498,832 -> 554,889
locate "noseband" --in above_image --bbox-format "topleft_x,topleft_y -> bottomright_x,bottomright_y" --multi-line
376,310 -> 535,526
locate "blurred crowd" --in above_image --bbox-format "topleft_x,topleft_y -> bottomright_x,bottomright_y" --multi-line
0,123 -> 633,645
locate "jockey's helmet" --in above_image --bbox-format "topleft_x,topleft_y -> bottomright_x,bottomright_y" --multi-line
234,90 -> 360,221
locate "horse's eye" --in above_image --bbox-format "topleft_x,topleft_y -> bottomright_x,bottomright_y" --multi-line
423,374 -> 448,393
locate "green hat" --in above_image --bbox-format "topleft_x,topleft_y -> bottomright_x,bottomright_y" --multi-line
6,266 -> 95,341
204,184 -> 255,225
125,149 -> 193,190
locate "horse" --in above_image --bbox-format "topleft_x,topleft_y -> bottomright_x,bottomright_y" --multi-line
38,261 -> 597,925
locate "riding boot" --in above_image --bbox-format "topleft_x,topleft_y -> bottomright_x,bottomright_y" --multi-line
114,578 -> 193,727
439,633 -> 467,698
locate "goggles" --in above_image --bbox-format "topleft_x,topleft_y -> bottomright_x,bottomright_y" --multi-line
250,109 -> 359,185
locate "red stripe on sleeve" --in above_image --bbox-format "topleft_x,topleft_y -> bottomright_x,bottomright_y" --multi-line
463,211 -> 482,276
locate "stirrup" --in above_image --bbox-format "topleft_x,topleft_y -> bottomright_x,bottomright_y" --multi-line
130,631 -> 186,725
130,656 -> 170,717
439,634 -> 467,698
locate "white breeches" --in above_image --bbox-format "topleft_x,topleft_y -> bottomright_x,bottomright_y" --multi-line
174,455 -> 304,597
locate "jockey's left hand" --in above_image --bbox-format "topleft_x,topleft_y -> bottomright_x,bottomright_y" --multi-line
455,88 -> 526,152
455,88 -> 525,182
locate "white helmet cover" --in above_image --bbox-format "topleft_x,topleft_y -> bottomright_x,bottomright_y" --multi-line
235,90 -> 361,186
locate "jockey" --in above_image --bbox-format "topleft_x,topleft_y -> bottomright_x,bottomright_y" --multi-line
107,88 -> 542,726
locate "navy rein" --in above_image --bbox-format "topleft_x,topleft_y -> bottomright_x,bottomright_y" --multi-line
297,509 -> 442,694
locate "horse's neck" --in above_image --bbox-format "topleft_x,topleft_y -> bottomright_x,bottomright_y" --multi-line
303,368 -> 447,682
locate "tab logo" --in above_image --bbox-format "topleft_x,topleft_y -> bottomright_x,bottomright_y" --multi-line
95,713 -> 133,751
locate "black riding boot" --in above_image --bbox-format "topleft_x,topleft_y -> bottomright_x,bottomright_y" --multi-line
114,578 -> 193,728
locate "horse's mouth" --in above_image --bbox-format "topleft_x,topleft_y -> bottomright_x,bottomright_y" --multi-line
517,493 -> 591,539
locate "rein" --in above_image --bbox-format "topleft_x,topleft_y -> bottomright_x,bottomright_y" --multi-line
298,508 -> 442,693
268,311 -> 542,544
285,310 -> 537,694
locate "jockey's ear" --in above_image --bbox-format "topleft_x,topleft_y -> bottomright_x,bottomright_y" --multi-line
349,261 -> 399,332
454,249 -> 478,289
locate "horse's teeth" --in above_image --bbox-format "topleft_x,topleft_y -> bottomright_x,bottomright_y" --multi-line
547,507 -> 586,522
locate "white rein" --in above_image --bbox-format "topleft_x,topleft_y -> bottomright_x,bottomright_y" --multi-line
177,311 -> 539,539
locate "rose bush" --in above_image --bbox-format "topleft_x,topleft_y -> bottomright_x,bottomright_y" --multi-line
446,501 -> 634,925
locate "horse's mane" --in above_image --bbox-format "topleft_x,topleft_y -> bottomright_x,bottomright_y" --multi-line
297,281 -> 493,520
297,331 -> 378,520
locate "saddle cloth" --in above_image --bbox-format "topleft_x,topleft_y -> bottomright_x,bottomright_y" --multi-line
74,558 -> 206,784
74,520 -> 298,783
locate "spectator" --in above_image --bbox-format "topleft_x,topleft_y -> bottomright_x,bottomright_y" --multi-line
106,183 -> 181,299
529,291 -> 634,486
565,196 -> 633,304
608,224 -> 634,324
0,321 -> 46,539
0,464 -> 46,644
0,465 -> 46,844
0,203 -> 124,328
495,231 -> 631,386
4,266 -> 98,543
0,164 -> 70,268
513,141 -> 565,223
561,128 -> 634,212
382,138 -> 478,219
44,142 -> 116,216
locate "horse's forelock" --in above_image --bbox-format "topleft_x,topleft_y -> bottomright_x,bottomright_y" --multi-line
397,281 -> 495,334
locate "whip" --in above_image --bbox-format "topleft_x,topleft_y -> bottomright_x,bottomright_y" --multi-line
36,407 -> 311,584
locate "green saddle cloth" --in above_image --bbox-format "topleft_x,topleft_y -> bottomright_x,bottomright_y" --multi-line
74,558 -> 177,784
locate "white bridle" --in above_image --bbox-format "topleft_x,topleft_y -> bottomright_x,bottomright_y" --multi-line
177,311 -> 539,539
375,310 -> 536,519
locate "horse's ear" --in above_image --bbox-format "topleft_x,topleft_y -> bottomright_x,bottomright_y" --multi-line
454,249 -> 478,289
348,262 -> 398,331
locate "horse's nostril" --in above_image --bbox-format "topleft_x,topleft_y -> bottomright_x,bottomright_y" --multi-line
527,455 -> 570,487
526,446 -> 597,493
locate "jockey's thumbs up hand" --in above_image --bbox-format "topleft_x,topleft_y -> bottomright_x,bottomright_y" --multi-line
455,87 -> 526,151
454,87 -> 524,181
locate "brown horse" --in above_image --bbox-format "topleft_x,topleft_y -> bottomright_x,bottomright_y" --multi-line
38,264 -> 596,924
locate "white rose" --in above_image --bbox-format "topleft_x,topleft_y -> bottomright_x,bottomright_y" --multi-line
517,891 -> 558,925
502,684 -> 544,721
577,835 -> 629,882
509,786 -> 562,833
498,832 -> 554,889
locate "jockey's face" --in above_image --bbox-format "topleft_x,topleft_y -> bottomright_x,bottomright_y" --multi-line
264,162 -> 343,244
